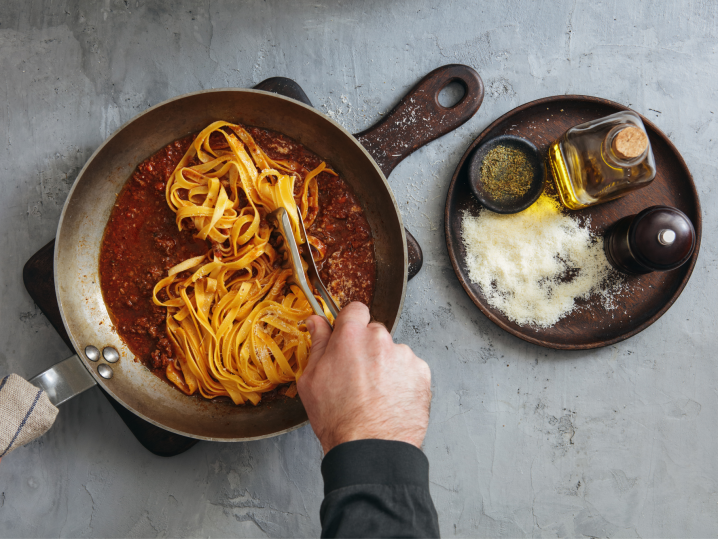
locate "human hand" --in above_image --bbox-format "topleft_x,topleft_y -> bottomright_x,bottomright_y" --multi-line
297,302 -> 432,454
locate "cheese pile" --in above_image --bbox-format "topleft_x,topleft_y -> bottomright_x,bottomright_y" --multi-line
461,195 -> 621,328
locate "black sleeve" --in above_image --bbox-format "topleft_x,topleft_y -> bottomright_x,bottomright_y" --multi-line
320,439 -> 440,538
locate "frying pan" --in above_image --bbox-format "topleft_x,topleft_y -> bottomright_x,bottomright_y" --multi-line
20,66 -> 484,442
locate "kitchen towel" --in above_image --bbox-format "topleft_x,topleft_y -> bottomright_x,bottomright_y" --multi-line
0,374 -> 58,457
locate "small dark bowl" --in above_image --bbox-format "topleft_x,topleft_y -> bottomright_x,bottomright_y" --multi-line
467,134 -> 545,214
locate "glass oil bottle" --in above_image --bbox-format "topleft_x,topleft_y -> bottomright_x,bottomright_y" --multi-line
547,111 -> 656,210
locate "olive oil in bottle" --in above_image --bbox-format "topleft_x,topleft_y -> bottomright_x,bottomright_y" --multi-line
548,111 -> 656,210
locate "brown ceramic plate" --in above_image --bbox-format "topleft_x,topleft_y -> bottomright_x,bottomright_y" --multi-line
445,95 -> 702,350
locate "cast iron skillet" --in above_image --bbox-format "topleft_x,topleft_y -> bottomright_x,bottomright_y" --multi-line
26,66 -> 484,442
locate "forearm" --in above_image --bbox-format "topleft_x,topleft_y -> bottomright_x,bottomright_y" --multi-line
320,440 -> 440,539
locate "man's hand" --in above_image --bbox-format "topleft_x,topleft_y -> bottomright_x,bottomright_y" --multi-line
297,302 -> 432,454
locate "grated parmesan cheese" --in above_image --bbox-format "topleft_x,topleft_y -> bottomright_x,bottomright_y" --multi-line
461,195 -> 623,328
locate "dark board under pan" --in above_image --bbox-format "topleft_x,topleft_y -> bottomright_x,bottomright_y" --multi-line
445,95 -> 702,350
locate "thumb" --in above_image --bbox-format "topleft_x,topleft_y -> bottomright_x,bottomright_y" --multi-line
305,315 -> 332,366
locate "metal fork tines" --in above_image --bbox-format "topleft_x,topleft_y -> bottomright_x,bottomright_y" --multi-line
268,208 -> 340,327
296,210 -> 340,319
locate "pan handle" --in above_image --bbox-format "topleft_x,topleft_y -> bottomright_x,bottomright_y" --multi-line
29,354 -> 97,407
354,64 -> 484,177
0,356 -> 95,455
355,65 -> 483,280
253,77 -> 314,107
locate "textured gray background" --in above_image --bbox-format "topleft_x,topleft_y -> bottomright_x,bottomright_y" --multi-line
1,0 -> 716,537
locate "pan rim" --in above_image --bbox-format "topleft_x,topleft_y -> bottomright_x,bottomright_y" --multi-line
54,87 -> 408,441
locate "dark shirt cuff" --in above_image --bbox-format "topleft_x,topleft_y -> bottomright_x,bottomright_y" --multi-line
321,439 -> 430,496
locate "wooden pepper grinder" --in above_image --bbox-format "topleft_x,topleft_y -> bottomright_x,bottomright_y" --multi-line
604,205 -> 696,274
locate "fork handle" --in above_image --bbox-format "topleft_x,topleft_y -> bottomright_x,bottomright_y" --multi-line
269,209 -> 334,328
308,273 -> 340,320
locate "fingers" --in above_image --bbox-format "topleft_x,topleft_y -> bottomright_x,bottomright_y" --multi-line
335,301 -> 371,328
367,321 -> 394,348
416,357 -> 432,386
305,315 -> 332,366
367,320 -> 388,332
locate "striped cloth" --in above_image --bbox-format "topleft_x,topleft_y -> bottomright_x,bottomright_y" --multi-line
0,374 -> 58,458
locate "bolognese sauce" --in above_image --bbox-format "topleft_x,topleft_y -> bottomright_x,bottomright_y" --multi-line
99,126 -> 376,379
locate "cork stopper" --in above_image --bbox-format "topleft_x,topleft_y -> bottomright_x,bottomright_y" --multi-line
612,126 -> 648,160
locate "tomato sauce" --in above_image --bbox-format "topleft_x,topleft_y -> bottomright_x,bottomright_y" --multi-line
246,127 -> 375,306
99,126 -> 376,376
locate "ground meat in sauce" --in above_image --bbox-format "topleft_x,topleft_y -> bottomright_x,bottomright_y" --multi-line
99,126 -> 377,378
246,127 -> 375,306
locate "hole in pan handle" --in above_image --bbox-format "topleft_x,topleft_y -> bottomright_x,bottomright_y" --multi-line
438,80 -> 467,109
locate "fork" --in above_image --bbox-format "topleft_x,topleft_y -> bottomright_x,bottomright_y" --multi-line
268,208 -> 340,328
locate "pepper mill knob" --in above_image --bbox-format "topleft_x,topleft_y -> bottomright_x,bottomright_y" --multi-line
657,229 -> 676,246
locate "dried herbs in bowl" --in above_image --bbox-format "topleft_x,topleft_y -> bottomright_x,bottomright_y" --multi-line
467,135 -> 544,214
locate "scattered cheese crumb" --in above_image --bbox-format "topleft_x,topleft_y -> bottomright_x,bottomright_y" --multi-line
461,196 -> 624,327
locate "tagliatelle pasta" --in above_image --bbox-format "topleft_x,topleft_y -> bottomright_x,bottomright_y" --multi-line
152,121 -> 335,405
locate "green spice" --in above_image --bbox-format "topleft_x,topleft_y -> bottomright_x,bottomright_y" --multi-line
480,145 -> 534,200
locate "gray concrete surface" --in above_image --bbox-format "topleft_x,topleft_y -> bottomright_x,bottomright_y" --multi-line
1,0 -> 716,537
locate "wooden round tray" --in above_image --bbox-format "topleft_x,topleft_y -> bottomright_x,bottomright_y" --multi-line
445,96 -> 702,350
